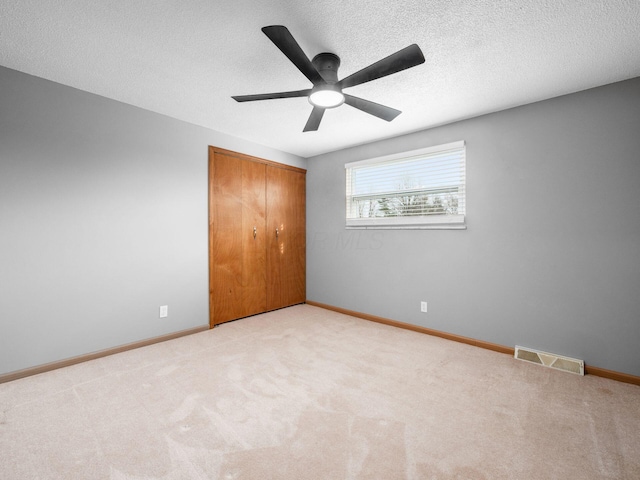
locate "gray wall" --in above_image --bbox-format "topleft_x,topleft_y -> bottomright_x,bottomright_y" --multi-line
3,62 -> 639,379
0,66 -> 305,375
306,77 -> 640,377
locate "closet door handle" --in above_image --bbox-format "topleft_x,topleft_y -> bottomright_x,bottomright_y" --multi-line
275,228 -> 279,238
253,226 -> 257,239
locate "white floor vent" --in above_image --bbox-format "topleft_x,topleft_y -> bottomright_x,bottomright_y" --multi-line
514,346 -> 584,376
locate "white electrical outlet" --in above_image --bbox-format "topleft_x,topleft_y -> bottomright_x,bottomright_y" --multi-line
420,301 -> 428,313
159,305 -> 168,318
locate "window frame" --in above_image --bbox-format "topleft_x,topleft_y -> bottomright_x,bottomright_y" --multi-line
345,141 -> 466,230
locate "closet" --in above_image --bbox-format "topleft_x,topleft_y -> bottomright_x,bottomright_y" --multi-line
208,147 -> 306,326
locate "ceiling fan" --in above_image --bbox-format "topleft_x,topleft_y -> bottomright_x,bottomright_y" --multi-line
232,25 -> 425,132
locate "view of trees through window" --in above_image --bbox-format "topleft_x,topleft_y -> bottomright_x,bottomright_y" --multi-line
354,181 -> 460,219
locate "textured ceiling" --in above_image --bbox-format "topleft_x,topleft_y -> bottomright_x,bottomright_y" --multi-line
1,0 -> 640,158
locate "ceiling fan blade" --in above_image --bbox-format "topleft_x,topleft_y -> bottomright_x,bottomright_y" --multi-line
343,94 -> 401,121
262,26 -> 325,86
232,89 -> 311,102
303,107 -> 325,132
338,44 -> 425,90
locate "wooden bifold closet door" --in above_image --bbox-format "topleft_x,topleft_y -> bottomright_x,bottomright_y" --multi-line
209,147 -> 306,326
266,165 -> 306,311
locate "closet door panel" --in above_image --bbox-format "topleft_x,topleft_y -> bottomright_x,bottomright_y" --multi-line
266,166 -> 306,310
210,152 -> 244,323
266,167 -> 284,310
240,160 -> 267,317
282,167 -> 306,307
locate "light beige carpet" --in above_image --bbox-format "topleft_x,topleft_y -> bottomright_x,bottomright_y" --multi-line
1,304 -> 638,479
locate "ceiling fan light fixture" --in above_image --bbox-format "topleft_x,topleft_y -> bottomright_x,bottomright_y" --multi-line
309,85 -> 344,108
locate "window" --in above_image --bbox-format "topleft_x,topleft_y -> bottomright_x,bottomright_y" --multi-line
345,141 -> 466,229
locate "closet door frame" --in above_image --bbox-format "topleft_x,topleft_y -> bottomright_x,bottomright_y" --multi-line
208,146 -> 306,328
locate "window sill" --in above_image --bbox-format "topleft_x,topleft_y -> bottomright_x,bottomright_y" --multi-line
345,215 -> 466,230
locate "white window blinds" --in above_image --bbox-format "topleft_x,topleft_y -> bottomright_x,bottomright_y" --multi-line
345,141 -> 466,229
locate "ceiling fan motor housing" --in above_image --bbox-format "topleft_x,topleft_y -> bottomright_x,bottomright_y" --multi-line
312,53 -> 340,84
